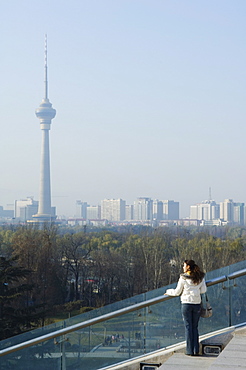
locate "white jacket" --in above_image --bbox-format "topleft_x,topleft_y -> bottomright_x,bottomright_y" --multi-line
166,274 -> 207,304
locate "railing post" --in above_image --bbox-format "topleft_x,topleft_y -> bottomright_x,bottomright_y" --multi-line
89,326 -> 91,352
228,279 -> 232,327
61,339 -> 66,370
228,278 -> 238,327
144,307 -> 147,353
128,324 -> 131,358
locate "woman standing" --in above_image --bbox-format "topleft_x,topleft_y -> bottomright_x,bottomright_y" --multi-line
165,260 -> 207,356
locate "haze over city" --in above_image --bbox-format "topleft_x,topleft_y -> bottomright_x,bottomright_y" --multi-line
1,0 -> 246,219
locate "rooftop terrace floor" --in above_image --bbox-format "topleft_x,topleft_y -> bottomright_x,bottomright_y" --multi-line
159,325 -> 246,369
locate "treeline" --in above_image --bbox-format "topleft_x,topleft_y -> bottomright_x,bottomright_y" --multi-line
0,224 -> 246,339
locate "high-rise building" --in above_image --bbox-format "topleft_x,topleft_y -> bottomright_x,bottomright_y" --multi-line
220,199 -> 234,223
233,202 -> 245,225
125,205 -> 133,220
152,199 -> 163,220
134,197 -> 153,221
32,36 -> 56,223
190,204 -> 199,220
211,202 -> 220,220
190,200 -> 219,221
87,205 -> 101,220
101,199 -> 126,221
76,200 -> 88,219
15,197 -> 39,222
162,200 -> 179,220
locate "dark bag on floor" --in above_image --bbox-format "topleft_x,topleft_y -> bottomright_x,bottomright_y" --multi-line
200,293 -> 212,318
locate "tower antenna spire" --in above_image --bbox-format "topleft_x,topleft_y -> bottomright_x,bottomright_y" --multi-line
44,34 -> 48,99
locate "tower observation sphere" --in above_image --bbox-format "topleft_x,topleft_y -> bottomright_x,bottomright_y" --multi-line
32,36 -> 56,223
35,99 -> 56,126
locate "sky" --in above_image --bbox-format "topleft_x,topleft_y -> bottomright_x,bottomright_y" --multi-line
1,0 -> 246,218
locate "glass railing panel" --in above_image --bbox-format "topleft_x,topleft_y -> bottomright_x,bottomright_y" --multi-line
230,273 -> 246,326
228,259 -> 246,274
0,321 -> 67,351
204,259 -> 246,281
0,337 -> 61,370
0,293 -> 146,352
59,300 -> 184,370
145,297 -> 184,352
199,280 -> 230,335
60,309 -> 147,370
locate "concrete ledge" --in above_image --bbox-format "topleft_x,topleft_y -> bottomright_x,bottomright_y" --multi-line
208,326 -> 246,369
159,353 -> 216,369
201,330 -> 233,355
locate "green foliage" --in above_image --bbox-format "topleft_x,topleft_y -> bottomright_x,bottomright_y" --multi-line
62,300 -> 84,312
80,306 -> 94,314
0,229 -> 15,257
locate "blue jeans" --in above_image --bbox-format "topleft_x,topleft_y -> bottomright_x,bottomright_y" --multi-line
181,303 -> 201,355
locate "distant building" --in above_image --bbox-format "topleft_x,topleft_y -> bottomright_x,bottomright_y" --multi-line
190,205 -> 198,220
89,219 -> 107,227
87,205 -> 101,220
76,200 -> 88,219
15,197 -> 39,222
153,200 -> 163,220
159,218 -> 200,227
0,206 -> 14,219
134,197 -> 153,221
220,199 -> 234,223
16,197 -> 56,222
190,200 -> 219,221
233,202 -> 245,225
189,198 -> 245,225
162,200 -> 179,220
125,205 -> 133,220
200,219 -> 224,226
101,199 -> 126,221
67,218 -> 86,226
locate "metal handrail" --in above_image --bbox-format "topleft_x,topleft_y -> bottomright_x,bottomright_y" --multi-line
228,268 -> 246,280
206,275 -> 227,286
1,268 -> 246,357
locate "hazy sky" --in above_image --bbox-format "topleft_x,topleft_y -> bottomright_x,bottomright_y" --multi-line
1,0 -> 246,218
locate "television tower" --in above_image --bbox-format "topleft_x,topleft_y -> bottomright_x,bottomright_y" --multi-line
33,35 -> 56,222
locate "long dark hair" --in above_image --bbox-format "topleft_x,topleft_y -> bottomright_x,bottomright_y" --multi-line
184,259 -> 205,284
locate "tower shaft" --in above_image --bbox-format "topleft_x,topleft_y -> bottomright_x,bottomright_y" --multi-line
38,129 -> 51,215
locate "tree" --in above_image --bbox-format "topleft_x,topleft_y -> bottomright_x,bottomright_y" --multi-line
0,229 -> 15,258
58,232 -> 92,301
12,225 -> 66,325
0,256 -> 34,339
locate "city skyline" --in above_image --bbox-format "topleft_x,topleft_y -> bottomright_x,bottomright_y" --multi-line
1,1 -> 246,219
4,194 -> 245,222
